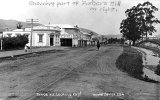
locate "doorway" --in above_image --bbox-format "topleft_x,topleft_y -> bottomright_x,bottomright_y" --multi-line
60,38 -> 72,47
50,35 -> 54,46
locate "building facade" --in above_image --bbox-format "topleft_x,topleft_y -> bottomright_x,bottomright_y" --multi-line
3,25 -> 61,47
46,24 -> 96,47
47,24 -> 81,47
3,24 -> 96,47
79,31 -> 93,46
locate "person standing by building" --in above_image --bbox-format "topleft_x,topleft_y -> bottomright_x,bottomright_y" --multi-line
24,44 -> 30,52
97,40 -> 100,50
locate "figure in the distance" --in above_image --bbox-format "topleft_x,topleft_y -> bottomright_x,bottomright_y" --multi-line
97,40 -> 100,51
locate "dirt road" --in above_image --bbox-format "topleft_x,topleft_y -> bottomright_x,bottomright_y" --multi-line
0,45 -> 159,100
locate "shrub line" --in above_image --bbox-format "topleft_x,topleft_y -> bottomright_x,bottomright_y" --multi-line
116,46 -> 159,83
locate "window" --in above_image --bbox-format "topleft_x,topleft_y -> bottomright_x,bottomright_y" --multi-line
39,34 -> 43,42
56,35 -> 58,40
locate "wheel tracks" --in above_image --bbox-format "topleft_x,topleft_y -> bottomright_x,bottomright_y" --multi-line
23,49 -> 103,100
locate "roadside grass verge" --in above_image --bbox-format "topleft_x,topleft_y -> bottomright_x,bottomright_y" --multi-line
116,46 -> 158,83
137,45 -> 160,56
136,45 -> 160,76
116,46 -> 143,78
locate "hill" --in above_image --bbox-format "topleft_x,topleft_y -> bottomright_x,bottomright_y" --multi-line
155,34 -> 160,38
79,27 -> 99,36
0,19 -> 41,32
105,34 -> 122,39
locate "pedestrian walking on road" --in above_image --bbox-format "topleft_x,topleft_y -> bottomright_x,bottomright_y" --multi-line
97,40 -> 100,51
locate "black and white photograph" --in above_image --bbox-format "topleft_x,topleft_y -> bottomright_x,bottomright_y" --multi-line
0,0 -> 160,100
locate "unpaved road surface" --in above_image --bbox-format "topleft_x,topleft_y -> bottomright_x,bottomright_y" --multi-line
0,45 -> 159,100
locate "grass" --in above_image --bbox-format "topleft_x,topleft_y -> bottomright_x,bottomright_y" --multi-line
116,46 -> 143,78
136,43 -> 160,76
136,39 -> 160,46
116,45 -> 159,83
138,45 -> 160,57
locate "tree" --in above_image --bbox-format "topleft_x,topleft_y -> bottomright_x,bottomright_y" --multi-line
16,22 -> 23,29
2,35 -> 28,50
138,1 -> 160,39
101,35 -> 106,42
120,6 -> 142,45
120,1 -> 160,45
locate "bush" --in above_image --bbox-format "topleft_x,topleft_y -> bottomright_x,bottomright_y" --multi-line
1,35 -> 28,51
116,46 -> 144,78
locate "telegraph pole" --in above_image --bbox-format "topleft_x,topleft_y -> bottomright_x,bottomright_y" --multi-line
26,18 -> 39,52
0,32 -> 3,51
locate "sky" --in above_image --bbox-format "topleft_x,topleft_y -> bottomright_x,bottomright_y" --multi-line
0,0 -> 160,35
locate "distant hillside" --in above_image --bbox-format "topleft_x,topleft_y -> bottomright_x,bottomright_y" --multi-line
79,27 -> 99,36
155,34 -> 160,38
105,34 -> 122,39
0,19 -> 41,32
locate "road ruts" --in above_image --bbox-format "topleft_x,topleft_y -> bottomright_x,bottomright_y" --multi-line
26,45 -> 124,100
